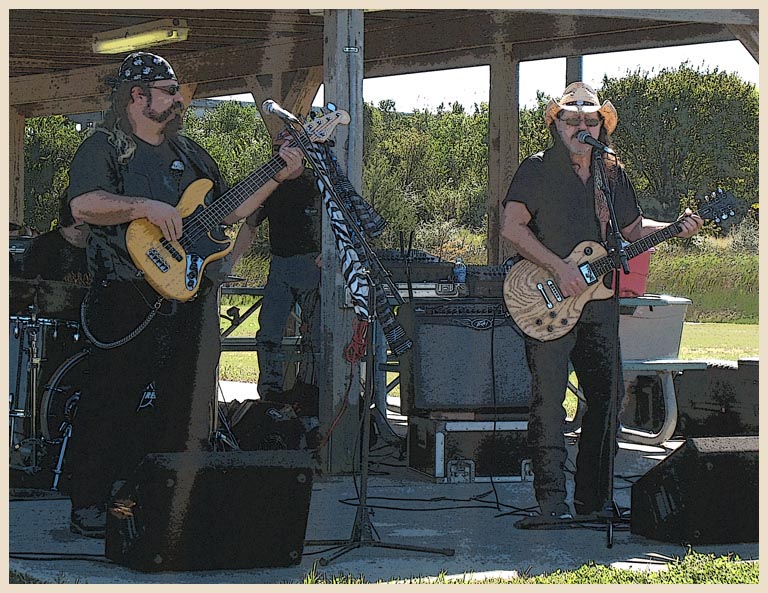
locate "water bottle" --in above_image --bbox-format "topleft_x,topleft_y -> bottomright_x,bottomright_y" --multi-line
453,257 -> 467,283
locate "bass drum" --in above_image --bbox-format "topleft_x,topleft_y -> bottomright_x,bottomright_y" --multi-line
40,349 -> 89,441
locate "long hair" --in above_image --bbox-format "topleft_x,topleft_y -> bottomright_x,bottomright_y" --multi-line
89,81 -> 151,165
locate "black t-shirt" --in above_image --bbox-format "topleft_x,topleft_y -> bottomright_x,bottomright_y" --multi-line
246,170 -> 321,257
66,130 -> 228,281
503,138 -> 642,259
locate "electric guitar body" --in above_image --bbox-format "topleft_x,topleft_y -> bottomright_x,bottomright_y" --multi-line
502,240 -> 614,342
126,178 -> 231,302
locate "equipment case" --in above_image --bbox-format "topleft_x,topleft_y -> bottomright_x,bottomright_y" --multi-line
407,416 -> 532,483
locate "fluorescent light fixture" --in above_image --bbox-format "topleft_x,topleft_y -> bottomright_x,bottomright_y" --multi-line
92,18 -> 189,55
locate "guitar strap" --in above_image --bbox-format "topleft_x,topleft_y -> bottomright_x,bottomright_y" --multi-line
592,152 -> 611,241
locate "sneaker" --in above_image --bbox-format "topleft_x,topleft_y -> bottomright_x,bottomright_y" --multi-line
70,505 -> 107,539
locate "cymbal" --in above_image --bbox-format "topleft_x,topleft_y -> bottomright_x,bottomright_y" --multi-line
10,278 -> 87,321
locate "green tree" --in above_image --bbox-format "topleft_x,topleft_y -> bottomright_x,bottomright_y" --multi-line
601,63 -> 758,220
183,101 -> 272,186
24,115 -> 84,231
518,91 -> 552,162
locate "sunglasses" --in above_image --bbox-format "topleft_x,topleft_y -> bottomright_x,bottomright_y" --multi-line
559,114 -> 601,127
149,84 -> 182,96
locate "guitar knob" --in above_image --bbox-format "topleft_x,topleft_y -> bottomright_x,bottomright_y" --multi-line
584,247 -> 593,255
560,319 -> 568,325
535,319 -> 543,326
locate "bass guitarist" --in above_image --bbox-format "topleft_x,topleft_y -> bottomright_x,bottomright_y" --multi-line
64,51 -> 303,538
501,82 -> 702,527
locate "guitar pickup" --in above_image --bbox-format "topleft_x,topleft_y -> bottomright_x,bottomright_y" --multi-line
160,239 -> 184,262
536,283 -> 554,309
146,248 -> 169,273
546,280 -> 563,302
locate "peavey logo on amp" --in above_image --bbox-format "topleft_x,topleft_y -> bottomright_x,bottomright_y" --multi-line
456,318 -> 505,331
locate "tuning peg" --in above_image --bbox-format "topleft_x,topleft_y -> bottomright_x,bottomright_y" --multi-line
326,102 -> 337,112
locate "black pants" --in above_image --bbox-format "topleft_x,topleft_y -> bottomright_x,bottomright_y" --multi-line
68,280 -> 221,511
524,298 -> 623,513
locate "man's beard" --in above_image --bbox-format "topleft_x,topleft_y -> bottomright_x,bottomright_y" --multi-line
144,101 -> 184,136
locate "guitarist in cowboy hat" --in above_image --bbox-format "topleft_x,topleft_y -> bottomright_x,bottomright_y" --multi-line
501,81 -> 702,527
64,51 -> 303,538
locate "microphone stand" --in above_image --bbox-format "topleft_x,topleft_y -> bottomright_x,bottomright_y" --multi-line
307,272 -> 454,565
591,149 -> 625,548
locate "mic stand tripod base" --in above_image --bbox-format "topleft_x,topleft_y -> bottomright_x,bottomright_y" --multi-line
308,502 -> 455,566
305,286 -> 454,566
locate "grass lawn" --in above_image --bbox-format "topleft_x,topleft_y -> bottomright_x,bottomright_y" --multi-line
679,322 -> 759,360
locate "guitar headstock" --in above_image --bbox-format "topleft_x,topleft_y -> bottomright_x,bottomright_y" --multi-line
698,189 -> 739,225
302,107 -> 351,143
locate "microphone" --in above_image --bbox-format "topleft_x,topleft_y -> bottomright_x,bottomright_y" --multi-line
576,130 -> 615,155
262,100 -> 299,122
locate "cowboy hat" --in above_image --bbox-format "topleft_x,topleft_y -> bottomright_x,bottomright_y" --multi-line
545,82 -> 618,135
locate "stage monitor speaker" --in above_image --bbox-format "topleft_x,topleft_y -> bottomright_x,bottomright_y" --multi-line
106,450 -> 316,572
631,436 -> 758,544
399,300 -> 531,415
674,358 -> 759,437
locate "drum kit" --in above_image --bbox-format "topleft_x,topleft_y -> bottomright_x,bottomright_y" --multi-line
9,276 -> 89,492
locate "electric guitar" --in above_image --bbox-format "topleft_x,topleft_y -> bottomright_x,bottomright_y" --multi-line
502,190 -> 738,342
126,108 -> 350,302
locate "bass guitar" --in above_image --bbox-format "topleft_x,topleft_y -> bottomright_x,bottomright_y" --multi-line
126,108 -> 349,302
502,190 -> 737,342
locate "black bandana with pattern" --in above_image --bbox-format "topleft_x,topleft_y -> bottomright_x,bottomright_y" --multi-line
118,52 -> 176,83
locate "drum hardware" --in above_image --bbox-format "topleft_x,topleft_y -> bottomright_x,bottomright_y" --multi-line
9,308 -> 87,492
51,423 -> 73,492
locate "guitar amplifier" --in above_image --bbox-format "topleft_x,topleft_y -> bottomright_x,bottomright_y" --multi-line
399,299 -> 531,414
375,249 -> 454,283
466,264 -> 513,298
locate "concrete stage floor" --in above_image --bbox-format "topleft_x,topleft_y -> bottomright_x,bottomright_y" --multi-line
7,383 -> 758,584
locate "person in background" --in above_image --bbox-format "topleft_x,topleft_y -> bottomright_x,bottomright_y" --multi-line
230,131 -> 322,413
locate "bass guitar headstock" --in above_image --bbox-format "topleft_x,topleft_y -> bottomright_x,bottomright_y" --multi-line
302,105 -> 351,143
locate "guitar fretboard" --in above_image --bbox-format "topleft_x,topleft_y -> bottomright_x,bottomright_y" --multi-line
588,221 -> 683,277
178,154 -> 287,249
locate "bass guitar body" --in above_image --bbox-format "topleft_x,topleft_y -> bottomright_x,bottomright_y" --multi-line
502,240 -> 614,342
126,178 -> 233,302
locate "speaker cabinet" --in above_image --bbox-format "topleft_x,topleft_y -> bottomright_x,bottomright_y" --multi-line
674,358 -> 759,437
106,450 -> 316,572
631,436 -> 758,544
399,300 -> 531,415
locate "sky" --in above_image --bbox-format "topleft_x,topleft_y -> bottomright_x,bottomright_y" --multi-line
342,40 -> 759,111
224,39 -> 757,112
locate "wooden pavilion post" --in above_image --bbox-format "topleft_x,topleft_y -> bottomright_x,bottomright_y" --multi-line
488,43 -> 520,265
320,9 -> 365,473
9,107 -> 25,228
